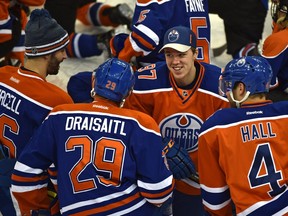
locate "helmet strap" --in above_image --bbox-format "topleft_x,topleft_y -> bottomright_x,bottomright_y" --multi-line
229,91 -> 251,108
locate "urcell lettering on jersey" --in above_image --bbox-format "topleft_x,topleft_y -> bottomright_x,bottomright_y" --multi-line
240,122 -> 276,143
159,113 -> 203,152
65,116 -> 126,136
0,88 -> 21,115
184,0 -> 205,12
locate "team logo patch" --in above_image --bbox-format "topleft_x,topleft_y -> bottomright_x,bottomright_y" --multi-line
236,58 -> 246,67
168,30 -> 179,42
159,113 -> 203,152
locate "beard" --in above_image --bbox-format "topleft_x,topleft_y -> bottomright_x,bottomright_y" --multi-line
47,54 -> 61,75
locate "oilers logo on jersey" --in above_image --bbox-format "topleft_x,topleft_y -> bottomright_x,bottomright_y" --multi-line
159,113 -> 203,152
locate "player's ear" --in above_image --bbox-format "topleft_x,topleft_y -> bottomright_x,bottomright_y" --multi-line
192,48 -> 198,59
236,82 -> 247,97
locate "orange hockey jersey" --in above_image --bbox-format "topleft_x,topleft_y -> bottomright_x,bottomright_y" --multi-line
0,65 -> 73,158
198,101 -> 288,215
124,61 -> 229,195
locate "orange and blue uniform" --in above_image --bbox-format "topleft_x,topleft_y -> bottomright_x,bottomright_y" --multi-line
11,99 -> 174,215
198,100 -> 288,215
0,65 -> 73,215
124,61 -> 229,215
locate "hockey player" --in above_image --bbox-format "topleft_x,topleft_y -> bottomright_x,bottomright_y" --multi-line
262,0 -> 288,101
110,0 -> 211,68
0,0 -> 45,66
11,58 -> 175,215
44,0 -> 133,58
124,26 -> 229,216
0,9 -> 73,216
198,56 -> 288,215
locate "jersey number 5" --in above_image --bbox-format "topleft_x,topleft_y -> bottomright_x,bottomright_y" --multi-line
66,136 -> 125,193
190,17 -> 210,63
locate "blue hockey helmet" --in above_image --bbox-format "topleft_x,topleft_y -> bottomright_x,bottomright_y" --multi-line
219,56 -> 273,96
93,58 -> 135,103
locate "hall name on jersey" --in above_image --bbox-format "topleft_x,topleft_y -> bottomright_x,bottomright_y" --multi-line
185,0 -> 205,12
0,88 -> 21,115
240,122 -> 276,143
65,116 -> 126,136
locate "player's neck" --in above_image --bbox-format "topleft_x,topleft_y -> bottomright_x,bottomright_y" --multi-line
24,58 -> 47,79
241,95 -> 267,105
93,95 -> 121,107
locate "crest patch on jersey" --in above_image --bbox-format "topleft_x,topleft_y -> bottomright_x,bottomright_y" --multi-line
159,113 -> 203,152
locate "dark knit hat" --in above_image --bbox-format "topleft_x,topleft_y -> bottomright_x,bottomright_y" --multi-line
25,9 -> 69,57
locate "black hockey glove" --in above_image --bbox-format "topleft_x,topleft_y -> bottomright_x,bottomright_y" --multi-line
103,3 -> 133,29
162,138 -> 196,179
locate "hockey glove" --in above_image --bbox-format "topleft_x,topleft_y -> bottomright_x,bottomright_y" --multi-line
162,138 -> 196,179
110,33 -> 129,58
102,4 -> 133,29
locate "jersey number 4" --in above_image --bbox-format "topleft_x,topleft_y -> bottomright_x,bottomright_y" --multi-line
66,136 -> 125,193
248,143 -> 286,197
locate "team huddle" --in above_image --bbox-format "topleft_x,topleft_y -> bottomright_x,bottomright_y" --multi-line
0,0 -> 288,215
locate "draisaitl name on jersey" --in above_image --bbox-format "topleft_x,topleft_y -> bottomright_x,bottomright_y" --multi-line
0,88 -> 21,115
65,116 -> 126,135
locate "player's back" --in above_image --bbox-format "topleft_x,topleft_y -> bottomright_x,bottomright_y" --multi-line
133,0 -> 211,65
21,101 -> 173,215
199,100 -> 288,215
0,66 -> 73,158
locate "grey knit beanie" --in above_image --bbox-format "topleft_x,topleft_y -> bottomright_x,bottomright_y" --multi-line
25,9 -> 69,57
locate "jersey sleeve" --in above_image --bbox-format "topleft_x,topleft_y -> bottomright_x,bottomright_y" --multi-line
0,1 -> 26,64
129,111 -> 174,204
198,128 -> 233,216
11,114 -> 57,214
115,0 -> 175,62
262,30 -> 288,89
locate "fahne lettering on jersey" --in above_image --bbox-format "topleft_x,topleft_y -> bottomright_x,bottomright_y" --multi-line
0,88 -> 21,115
240,122 -> 276,143
65,116 -> 126,136
184,0 -> 205,12
160,113 -> 203,152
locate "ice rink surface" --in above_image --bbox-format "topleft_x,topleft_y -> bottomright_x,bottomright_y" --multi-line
47,0 -> 273,92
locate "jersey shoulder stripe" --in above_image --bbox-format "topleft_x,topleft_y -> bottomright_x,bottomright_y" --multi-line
199,101 -> 288,135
